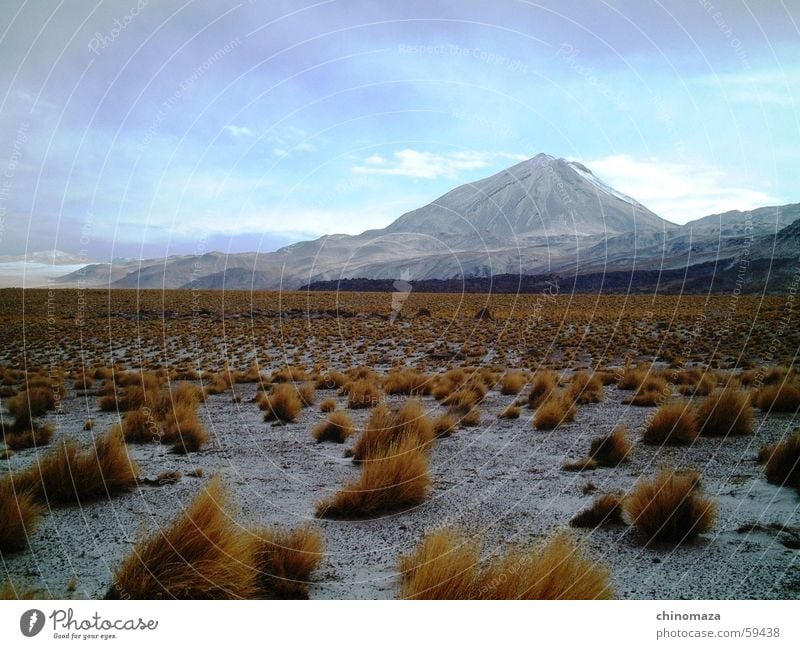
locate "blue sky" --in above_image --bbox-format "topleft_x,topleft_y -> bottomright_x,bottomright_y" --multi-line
0,0 -> 797,259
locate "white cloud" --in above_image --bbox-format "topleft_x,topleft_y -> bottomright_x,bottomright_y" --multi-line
223,124 -> 255,138
697,68 -> 799,107
352,149 -> 525,180
584,154 -> 781,223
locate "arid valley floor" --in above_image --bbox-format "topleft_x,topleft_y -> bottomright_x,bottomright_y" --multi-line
1,289 -> 798,599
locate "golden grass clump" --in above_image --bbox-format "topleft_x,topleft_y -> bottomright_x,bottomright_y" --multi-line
120,408 -> 160,443
272,365 -> 308,383
398,528 -> 481,599
533,391 -> 576,430
499,371 -> 527,395
0,479 -> 45,552
570,493 -> 625,528
499,404 -> 520,419
319,397 -> 337,413
108,476 -> 258,599
297,382 -> 316,407
678,373 -> 716,397
457,407 -> 481,427
589,427 -> 633,466
624,470 -> 716,543
527,370 -> 557,409
432,413 -> 457,438
399,528 -> 613,600
316,370 -> 348,390
641,402 -> 698,446
383,368 -> 431,396
350,401 -> 434,462
261,384 -> 303,423
617,365 -> 647,391
754,382 -> 800,413
759,430 -> 800,488
695,387 -> 753,436
13,429 -> 138,505
312,411 -> 355,443
2,422 -> 54,450
251,525 -> 325,599
568,371 -> 604,404
162,402 -> 209,453
6,387 -> 55,422
347,378 -> 382,409
316,437 -> 431,519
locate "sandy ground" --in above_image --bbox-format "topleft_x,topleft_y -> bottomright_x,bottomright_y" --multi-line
2,378 -> 799,600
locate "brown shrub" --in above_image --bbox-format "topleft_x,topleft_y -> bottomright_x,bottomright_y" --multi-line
316,437 -> 431,518
108,476 -> 258,599
312,411 -> 355,443
759,430 -> 800,488
261,384 -> 303,423
527,370 -> 557,409
499,372 -> 526,395
754,382 -> 800,413
251,525 -> 325,598
589,427 -> 633,466
570,493 -> 625,528
695,388 -> 753,436
347,378 -> 381,410
533,392 -> 576,430
624,470 -> 716,543
163,404 -> 208,454
399,529 -> 613,600
13,429 -> 138,505
0,480 -> 45,552
568,371 -> 604,404
350,401 -> 434,462
641,402 -> 698,446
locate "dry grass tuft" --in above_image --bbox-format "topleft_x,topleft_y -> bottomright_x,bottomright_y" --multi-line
108,476 -> 258,599
570,493 -> 625,528
319,398 -> 337,413
13,428 -> 138,505
0,480 -> 45,552
527,370 -> 557,409
312,411 -> 355,443
499,371 -> 527,395
351,401 -> 434,462
121,408 -> 160,443
759,430 -> 800,488
432,413 -> 457,438
568,371 -> 604,404
383,368 -> 431,396
251,525 -> 325,599
297,382 -> 316,407
162,402 -> 208,453
695,387 -> 753,436
589,427 -> 633,466
347,378 -> 382,409
642,402 -> 698,446
754,382 -> 800,413
562,457 -> 598,472
6,388 -> 55,424
2,423 -> 53,450
457,407 -> 481,427
399,528 -> 613,599
533,391 -> 576,430
316,437 -> 431,518
261,384 -> 303,423
499,404 -> 520,419
398,528 -> 481,599
624,470 -> 716,543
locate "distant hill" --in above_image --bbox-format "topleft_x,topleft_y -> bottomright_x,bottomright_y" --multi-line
39,153 -> 799,293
